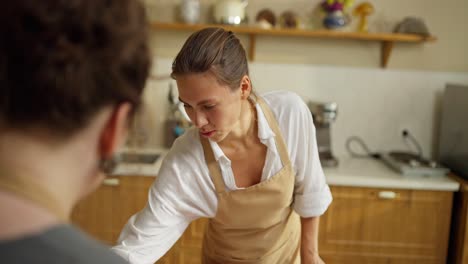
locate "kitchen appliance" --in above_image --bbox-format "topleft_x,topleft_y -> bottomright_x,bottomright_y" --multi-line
308,101 -> 339,167
213,0 -> 248,25
438,83 -> 468,180
345,132 -> 450,176
380,151 -> 449,176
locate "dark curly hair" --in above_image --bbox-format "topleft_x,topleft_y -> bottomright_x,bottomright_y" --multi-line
0,0 -> 151,136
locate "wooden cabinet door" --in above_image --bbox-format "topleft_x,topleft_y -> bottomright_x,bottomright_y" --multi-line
176,218 -> 207,263
72,175 -> 192,264
72,176 -> 155,245
156,218 -> 207,264
112,176 -> 154,237
71,178 -> 117,244
319,186 -> 453,264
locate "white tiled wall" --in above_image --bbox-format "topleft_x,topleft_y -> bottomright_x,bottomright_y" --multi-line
137,57 -> 468,159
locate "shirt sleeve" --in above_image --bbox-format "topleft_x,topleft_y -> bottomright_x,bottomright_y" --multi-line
281,93 -> 333,217
112,136 -> 216,263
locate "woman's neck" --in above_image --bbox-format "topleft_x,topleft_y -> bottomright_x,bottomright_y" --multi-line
220,99 -> 258,149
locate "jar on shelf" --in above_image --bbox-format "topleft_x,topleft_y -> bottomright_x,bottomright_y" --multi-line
180,0 -> 200,24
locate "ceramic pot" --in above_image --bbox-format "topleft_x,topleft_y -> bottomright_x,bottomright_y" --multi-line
213,0 -> 248,25
323,10 -> 348,29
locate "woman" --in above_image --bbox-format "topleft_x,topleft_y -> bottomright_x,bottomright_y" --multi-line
113,27 -> 332,264
0,0 -> 150,263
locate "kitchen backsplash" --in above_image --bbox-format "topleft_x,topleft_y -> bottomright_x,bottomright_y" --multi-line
133,57 -> 468,159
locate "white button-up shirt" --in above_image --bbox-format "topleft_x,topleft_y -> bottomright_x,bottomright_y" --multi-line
112,91 -> 332,264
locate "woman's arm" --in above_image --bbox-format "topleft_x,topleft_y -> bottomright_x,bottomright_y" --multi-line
300,216 -> 325,264
112,136 -> 218,263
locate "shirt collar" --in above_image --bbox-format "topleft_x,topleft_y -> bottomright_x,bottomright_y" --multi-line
208,101 -> 276,162
254,102 -> 276,141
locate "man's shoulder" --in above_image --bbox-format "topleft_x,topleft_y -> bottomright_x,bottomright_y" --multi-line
0,225 -> 128,264
57,225 -> 128,263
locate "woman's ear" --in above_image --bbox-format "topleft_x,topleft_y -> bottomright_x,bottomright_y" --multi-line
99,103 -> 132,159
239,75 -> 252,99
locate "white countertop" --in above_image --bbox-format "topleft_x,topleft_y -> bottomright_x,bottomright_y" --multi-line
324,157 -> 460,191
110,148 -> 460,192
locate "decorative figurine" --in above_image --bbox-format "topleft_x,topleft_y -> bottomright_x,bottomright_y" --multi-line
394,17 -> 431,37
279,10 -> 300,29
353,2 -> 374,32
255,8 -> 276,29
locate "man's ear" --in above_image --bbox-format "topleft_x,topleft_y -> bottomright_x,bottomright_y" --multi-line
99,103 -> 132,158
239,75 -> 252,100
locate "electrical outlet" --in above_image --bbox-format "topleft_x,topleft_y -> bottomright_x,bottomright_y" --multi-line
401,128 -> 409,138
397,127 -> 424,156
397,125 -> 414,139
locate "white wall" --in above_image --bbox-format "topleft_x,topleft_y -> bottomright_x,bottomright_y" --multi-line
146,0 -> 468,72
132,0 -> 468,159
136,57 -> 468,159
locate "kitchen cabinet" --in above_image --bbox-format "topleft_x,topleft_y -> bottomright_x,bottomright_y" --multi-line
319,186 -> 453,264
71,175 -> 206,263
71,176 -> 154,245
166,218 -> 208,263
72,178 -> 454,264
448,174 -> 468,264
151,22 -> 436,68
166,186 -> 454,264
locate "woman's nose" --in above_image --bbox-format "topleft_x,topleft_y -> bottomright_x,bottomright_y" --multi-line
192,111 -> 208,128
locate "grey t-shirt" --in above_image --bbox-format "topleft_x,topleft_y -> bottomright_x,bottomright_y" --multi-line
0,224 -> 128,264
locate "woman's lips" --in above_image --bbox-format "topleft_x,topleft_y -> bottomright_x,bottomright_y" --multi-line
200,130 -> 216,137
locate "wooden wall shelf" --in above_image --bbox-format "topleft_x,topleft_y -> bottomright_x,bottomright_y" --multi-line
151,22 -> 437,68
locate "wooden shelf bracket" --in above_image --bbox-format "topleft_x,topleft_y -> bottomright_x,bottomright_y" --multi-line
248,34 -> 256,61
381,41 -> 395,68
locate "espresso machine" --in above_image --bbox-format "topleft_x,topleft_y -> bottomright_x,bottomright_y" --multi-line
308,101 -> 339,167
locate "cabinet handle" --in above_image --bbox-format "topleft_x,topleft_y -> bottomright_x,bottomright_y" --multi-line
102,178 -> 120,186
378,191 -> 397,199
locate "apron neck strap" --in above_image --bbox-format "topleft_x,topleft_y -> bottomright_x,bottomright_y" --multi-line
256,97 -> 291,167
200,138 -> 226,194
0,172 -> 69,221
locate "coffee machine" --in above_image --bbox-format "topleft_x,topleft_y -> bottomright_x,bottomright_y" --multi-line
308,101 -> 339,167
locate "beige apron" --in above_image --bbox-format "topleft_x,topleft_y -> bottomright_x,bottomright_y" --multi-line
200,97 -> 301,264
0,172 -> 68,221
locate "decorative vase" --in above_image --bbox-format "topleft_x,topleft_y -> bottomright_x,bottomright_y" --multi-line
323,10 -> 348,29
180,0 -> 200,24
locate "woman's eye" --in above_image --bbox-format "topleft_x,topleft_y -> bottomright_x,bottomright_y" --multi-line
203,105 -> 215,110
183,104 -> 191,109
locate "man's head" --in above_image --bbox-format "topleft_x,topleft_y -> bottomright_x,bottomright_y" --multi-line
0,0 -> 151,201
0,0 -> 150,137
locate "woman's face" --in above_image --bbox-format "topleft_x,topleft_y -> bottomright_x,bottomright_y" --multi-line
176,72 -> 244,143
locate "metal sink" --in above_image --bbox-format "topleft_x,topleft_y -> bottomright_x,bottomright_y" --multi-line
118,152 -> 160,165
